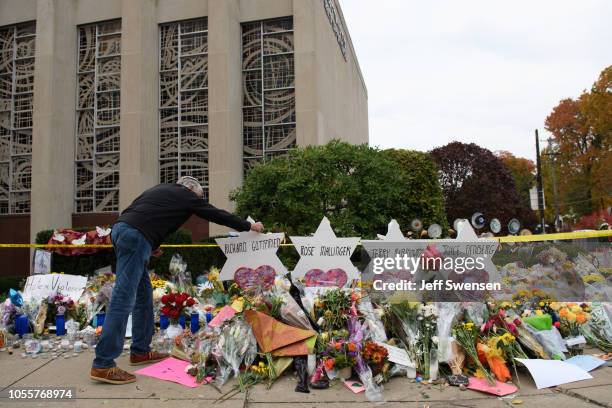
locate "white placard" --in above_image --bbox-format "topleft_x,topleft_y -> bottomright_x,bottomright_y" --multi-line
290,217 -> 360,284
515,358 -> 592,389
376,342 -> 415,367
215,217 -> 288,281
125,313 -> 132,338
32,249 -> 52,275
565,335 -> 586,347
22,273 -> 88,301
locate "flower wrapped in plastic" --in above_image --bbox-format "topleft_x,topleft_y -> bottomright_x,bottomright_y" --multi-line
348,316 -> 384,403
358,298 -> 387,343
169,254 -> 194,295
268,276 -> 313,330
436,302 -> 461,363
212,318 -> 257,386
581,302 -> 612,352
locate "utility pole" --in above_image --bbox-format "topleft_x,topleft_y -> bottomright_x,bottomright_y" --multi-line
535,130 -> 546,234
544,137 -> 560,231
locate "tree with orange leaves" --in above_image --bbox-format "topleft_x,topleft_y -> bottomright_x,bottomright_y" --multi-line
544,65 -> 611,218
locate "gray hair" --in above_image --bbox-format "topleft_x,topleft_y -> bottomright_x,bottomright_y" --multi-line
177,176 -> 202,192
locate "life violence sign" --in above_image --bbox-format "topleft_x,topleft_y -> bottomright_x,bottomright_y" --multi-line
22,273 -> 88,301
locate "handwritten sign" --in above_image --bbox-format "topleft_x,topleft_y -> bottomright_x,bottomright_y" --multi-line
290,217 -> 360,286
377,342 -> 415,367
215,217 -> 288,285
22,273 -> 88,301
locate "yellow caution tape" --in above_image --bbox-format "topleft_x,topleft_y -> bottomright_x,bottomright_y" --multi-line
496,229 -> 612,243
0,230 -> 609,249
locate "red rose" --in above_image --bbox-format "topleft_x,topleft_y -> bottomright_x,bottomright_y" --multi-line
169,309 -> 179,319
187,298 -> 195,307
161,294 -> 169,304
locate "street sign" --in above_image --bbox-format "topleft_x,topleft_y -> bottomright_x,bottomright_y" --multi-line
530,187 -> 545,211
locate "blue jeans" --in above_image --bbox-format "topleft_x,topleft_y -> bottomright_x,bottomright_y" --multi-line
93,222 -> 154,368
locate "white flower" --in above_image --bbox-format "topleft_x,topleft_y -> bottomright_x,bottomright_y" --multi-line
431,336 -> 439,344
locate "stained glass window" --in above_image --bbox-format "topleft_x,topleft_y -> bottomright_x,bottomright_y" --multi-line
242,18 -> 296,175
75,20 -> 121,213
0,21 -> 36,214
159,18 -> 209,201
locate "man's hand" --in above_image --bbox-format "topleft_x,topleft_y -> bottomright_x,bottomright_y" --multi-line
250,221 -> 264,233
151,248 -> 163,258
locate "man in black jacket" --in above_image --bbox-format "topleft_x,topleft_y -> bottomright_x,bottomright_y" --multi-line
91,176 -> 263,384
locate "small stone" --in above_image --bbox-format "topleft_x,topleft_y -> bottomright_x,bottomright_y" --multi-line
21,353 -> 27,358
63,354 -> 70,359
72,353 -> 78,357
31,354 -> 38,359
459,384 -> 466,391
512,400 -> 523,405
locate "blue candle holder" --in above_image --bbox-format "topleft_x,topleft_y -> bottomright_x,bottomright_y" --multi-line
179,315 -> 186,329
205,311 -> 212,323
160,314 -> 169,330
56,315 -> 65,336
95,312 -> 105,328
190,313 -> 200,334
16,314 -> 29,338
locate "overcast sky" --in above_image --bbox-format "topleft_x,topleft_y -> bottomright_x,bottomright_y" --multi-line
338,0 -> 611,161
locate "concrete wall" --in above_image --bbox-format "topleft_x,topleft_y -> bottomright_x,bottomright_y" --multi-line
0,0 -> 368,275
294,0 -> 368,147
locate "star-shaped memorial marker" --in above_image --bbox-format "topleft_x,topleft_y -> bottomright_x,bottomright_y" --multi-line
215,217 -> 288,292
362,219 -> 500,301
290,217 -> 360,287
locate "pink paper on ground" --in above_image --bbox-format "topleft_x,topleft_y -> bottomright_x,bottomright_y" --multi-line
467,377 -> 517,396
135,357 -> 200,388
208,305 -> 236,328
342,379 -> 365,394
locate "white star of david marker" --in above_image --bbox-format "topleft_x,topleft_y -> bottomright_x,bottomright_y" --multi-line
290,216 -> 361,283
376,219 -> 408,241
215,216 -> 288,281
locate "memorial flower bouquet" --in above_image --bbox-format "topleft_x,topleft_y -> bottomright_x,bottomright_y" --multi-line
386,301 -> 420,371
580,304 -> 612,352
321,337 -> 358,373
417,303 -> 438,380
161,291 -> 197,339
160,291 -> 196,324
551,302 -> 591,355
362,341 -> 388,374
452,321 -> 495,384
213,318 -> 258,386
313,288 -> 352,331
46,293 -> 76,323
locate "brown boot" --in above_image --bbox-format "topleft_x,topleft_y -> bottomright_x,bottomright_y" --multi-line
129,351 -> 169,366
90,366 -> 136,385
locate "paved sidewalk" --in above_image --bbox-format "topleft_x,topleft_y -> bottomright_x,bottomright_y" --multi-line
0,349 -> 610,408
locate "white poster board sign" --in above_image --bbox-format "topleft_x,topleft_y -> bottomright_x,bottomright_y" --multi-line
22,273 -> 88,302
215,217 -> 288,287
32,249 -> 52,275
290,217 -> 360,286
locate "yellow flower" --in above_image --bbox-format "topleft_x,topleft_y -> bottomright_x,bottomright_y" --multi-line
566,312 -> 577,323
570,304 -> 581,313
535,309 -> 543,316
538,301 -> 545,307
